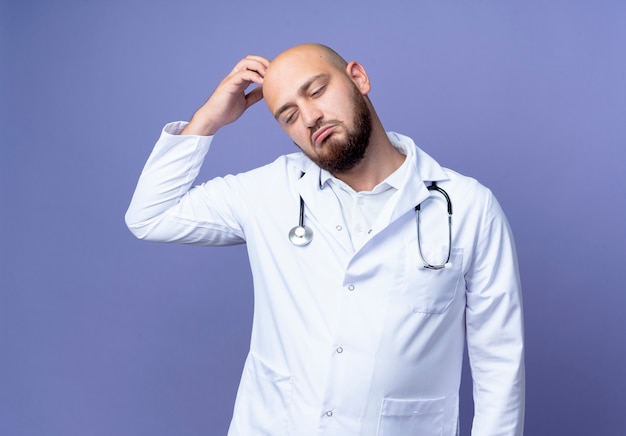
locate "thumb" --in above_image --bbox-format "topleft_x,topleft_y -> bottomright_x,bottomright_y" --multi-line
245,86 -> 264,109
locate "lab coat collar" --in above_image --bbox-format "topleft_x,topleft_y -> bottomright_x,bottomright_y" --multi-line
296,158 -> 354,253
375,132 -> 449,228
294,132 -> 449,242
310,132 -> 448,188
387,132 -> 449,184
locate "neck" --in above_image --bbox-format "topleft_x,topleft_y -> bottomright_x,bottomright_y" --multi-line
333,124 -> 405,192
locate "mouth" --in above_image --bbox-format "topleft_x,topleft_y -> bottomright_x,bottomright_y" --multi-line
311,124 -> 337,147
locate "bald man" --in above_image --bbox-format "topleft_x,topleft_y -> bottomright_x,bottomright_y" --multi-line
126,44 -> 525,435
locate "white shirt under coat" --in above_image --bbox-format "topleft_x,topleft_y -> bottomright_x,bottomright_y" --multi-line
125,122 -> 525,436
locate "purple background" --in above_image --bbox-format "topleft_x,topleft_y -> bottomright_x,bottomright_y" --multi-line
2,1 -> 625,435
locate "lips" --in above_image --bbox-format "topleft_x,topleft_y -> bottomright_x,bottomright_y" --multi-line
311,124 -> 336,146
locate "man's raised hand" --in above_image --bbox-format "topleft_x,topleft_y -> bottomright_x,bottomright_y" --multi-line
181,55 -> 271,136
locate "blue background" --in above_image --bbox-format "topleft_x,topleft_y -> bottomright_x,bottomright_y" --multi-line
1,0 -> 625,434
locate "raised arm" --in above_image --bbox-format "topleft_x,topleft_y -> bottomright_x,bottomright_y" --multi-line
125,55 -> 270,245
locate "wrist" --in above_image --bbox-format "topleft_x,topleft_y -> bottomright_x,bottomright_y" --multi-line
181,105 -> 224,136
180,118 -> 218,136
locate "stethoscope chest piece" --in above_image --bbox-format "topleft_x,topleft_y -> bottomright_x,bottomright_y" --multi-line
289,225 -> 313,246
290,181 -> 314,246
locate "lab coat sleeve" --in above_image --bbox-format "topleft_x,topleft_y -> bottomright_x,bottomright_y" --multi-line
465,189 -> 525,436
125,122 -> 247,246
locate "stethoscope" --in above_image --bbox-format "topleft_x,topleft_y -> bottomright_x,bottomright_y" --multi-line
288,194 -> 315,246
288,180 -> 453,270
416,182 -> 453,270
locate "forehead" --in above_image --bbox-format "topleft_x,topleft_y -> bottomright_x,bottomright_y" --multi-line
263,49 -> 339,110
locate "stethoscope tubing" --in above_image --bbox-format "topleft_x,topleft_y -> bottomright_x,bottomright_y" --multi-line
288,178 -> 453,270
416,182 -> 453,270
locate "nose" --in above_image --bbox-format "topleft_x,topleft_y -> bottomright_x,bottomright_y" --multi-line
300,104 -> 323,128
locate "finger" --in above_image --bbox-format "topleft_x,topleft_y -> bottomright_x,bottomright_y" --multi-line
223,67 -> 265,90
234,69 -> 265,88
231,56 -> 270,77
244,86 -> 264,109
241,55 -> 270,70
241,55 -> 271,69
218,68 -> 264,96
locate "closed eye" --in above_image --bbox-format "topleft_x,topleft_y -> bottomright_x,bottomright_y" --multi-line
282,110 -> 298,125
311,85 -> 326,97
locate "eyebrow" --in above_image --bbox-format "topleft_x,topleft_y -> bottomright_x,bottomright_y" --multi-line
273,73 -> 329,120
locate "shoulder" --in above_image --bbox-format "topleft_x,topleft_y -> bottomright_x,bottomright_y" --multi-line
442,167 -> 485,193
240,151 -> 314,180
441,167 -> 509,228
221,151 -> 315,194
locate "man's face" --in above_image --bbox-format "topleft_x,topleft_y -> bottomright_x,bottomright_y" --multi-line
263,48 -> 373,173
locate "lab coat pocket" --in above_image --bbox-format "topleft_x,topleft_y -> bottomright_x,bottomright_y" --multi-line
403,248 -> 463,314
377,397 -> 445,436
233,353 -> 293,435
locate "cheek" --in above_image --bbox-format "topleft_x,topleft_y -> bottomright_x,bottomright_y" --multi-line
285,125 -> 310,143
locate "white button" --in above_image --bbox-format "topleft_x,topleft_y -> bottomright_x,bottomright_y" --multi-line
357,198 -> 365,206
354,224 -> 363,232
336,225 -> 343,231
326,410 -> 333,417
336,347 -> 344,354
348,284 -> 355,291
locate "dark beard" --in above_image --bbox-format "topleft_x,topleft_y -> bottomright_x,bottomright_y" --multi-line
308,88 -> 373,174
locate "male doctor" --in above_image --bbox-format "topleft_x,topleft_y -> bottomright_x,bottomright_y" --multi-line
126,43 -> 525,435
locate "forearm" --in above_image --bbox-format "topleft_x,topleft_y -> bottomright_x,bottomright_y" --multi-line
181,106 -> 222,136
125,122 -> 213,239
467,296 -> 525,436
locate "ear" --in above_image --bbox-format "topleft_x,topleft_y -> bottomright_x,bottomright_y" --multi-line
345,61 -> 371,95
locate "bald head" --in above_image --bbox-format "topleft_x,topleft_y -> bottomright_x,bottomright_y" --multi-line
286,43 -> 348,70
263,44 -> 352,111
268,43 -> 348,80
